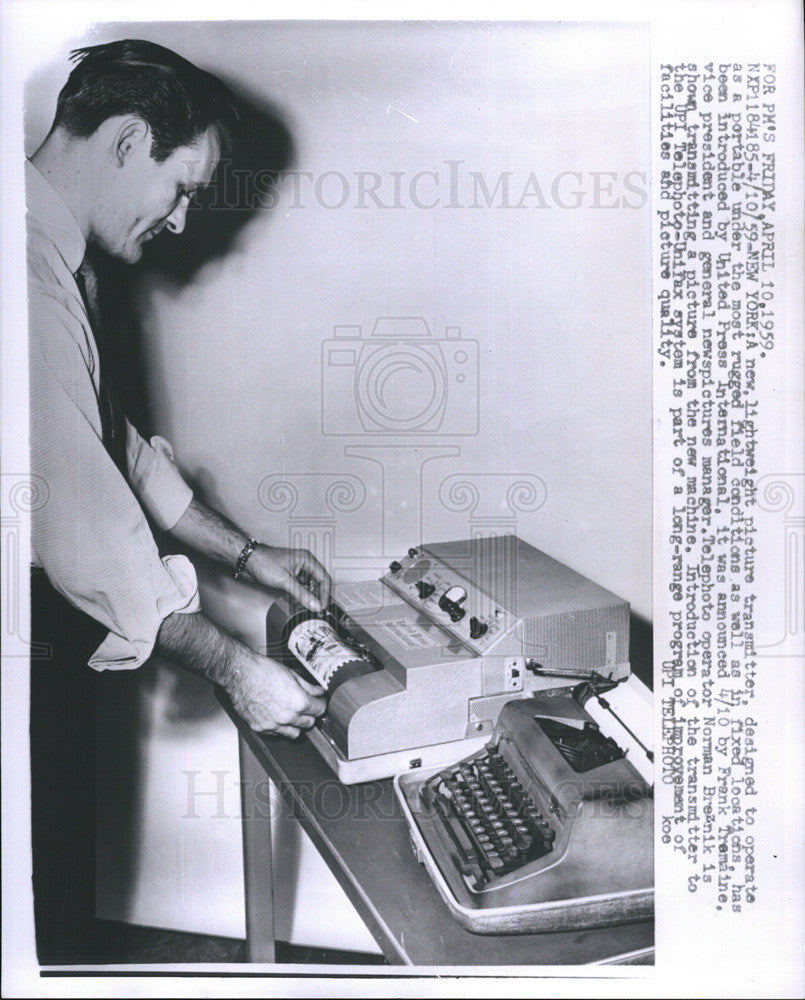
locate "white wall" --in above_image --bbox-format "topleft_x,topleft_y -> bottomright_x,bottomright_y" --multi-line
144,21 -> 652,611
27,20 -> 650,945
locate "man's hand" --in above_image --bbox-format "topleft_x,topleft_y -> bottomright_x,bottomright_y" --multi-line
244,545 -> 332,614
225,647 -> 327,738
156,610 -> 326,738
169,501 -> 333,612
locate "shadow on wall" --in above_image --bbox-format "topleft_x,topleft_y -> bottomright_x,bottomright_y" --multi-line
135,78 -> 295,283
93,79 -> 295,433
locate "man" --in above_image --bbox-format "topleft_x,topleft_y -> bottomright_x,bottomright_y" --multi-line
27,39 -> 326,961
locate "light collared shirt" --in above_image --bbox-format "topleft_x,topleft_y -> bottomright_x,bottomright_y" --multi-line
27,159 -> 200,670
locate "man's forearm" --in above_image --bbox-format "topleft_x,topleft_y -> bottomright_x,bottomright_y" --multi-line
155,609 -> 327,736
168,497 -> 331,611
169,497 -> 250,570
155,608 -> 241,689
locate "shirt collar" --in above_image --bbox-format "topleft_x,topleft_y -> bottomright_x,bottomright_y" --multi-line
25,158 -> 87,276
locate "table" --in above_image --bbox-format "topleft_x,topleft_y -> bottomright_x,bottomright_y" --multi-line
218,692 -> 654,968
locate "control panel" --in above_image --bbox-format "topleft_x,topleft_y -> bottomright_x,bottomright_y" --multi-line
381,547 -> 517,654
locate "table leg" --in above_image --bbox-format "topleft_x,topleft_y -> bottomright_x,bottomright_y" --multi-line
238,733 -> 276,962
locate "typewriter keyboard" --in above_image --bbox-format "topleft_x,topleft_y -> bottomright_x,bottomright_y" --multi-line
421,747 -> 555,889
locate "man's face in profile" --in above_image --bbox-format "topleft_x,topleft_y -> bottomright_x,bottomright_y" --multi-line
95,125 -> 220,263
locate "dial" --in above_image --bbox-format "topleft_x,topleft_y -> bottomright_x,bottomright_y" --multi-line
438,587 -> 467,622
443,585 -> 467,605
403,558 -> 431,584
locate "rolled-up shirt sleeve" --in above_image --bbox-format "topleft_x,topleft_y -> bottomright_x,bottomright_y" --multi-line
30,285 -> 200,671
127,429 -> 193,531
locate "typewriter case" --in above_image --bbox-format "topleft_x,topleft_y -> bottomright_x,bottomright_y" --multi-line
394,694 -> 654,934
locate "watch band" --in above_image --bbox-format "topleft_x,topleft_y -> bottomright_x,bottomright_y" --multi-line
234,538 -> 259,580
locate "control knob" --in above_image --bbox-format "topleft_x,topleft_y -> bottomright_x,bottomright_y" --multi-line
438,586 -> 467,622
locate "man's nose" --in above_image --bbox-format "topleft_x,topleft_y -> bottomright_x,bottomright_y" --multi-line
165,197 -> 190,235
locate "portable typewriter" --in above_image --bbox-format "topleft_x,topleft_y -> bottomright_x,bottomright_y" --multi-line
394,679 -> 654,934
214,534 -> 653,934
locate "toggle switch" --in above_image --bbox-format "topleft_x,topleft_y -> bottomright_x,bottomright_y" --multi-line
469,617 -> 488,640
443,586 -> 467,605
439,587 -> 467,622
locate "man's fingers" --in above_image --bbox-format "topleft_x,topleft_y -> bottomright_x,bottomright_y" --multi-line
235,652 -> 327,738
249,717 -> 300,739
294,551 -> 333,607
295,683 -> 327,718
307,696 -> 327,718
271,724 -> 302,740
272,673 -> 326,724
296,674 -> 327,699
283,572 -> 324,614
288,690 -> 326,720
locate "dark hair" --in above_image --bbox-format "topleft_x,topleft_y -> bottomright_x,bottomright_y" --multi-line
52,39 -> 239,162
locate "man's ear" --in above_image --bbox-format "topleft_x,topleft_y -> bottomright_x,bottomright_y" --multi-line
115,117 -> 151,166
